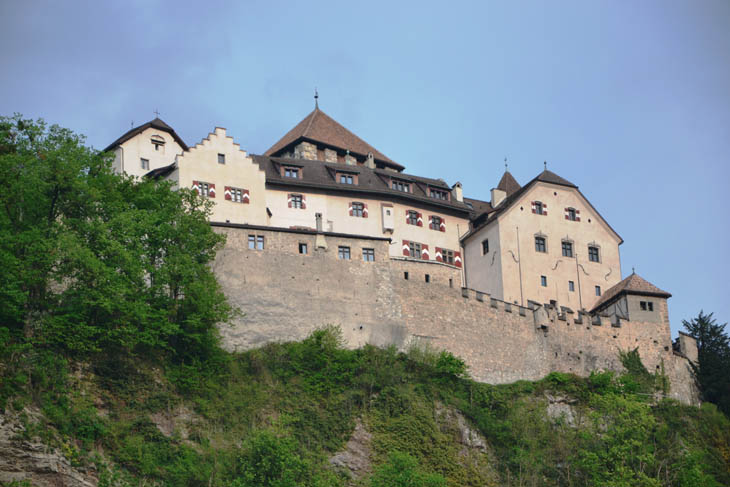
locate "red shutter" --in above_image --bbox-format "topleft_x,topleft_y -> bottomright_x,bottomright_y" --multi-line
543,203 -> 547,216
454,251 -> 462,268
349,203 -> 354,216
575,209 -> 580,222
243,189 -> 250,204
363,203 -> 368,218
531,201 -> 536,214
301,195 -> 306,209
287,194 -> 292,208
406,211 -> 410,224
421,244 -> 429,260
564,208 -> 569,220
440,218 -> 446,232
417,212 -> 423,227
435,247 -> 443,262
192,180 -> 200,194
402,240 -> 410,257
224,186 -> 232,201
209,183 -> 216,198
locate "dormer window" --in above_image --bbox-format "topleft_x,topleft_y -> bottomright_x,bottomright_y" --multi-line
336,172 -> 358,185
283,167 -> 300,179
392,179 -> 411,193
429,188 -> 449,200
151,135 -> 165,151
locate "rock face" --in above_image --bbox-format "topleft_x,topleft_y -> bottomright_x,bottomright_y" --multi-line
329,419 -> 373,479
545,393 -> 579,427
0,409 -> 97,487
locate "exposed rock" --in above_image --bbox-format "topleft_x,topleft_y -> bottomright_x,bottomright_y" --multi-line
0,408 -> 97,487
150,405 -> 196,439
545,393 -> 578,426
329,418 -> 372,478
434,402 -> 488,454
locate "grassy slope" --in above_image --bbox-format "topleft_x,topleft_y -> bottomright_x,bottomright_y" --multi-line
1,327 -> 729,487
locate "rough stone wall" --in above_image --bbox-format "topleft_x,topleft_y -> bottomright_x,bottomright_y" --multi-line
213,226 -> 698,405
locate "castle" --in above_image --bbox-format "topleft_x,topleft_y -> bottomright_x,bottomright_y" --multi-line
104,105 -> 699,404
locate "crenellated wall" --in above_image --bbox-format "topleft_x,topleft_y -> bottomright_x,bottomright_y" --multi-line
212,225 -> 699,405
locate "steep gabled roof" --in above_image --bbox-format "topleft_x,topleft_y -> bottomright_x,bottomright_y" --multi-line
591,272 -> 672,313
497,170 -> 521,196
104,118 -> 189,152
264,108 -> 404,171
462,169 -> 622,245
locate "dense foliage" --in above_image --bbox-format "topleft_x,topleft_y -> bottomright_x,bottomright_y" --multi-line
682,311 -> 730,416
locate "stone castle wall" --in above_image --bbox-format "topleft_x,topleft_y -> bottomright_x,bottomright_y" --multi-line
212,225 -> 698,405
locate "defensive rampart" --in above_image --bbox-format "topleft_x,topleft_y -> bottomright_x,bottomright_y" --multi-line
211,224 -> 699,405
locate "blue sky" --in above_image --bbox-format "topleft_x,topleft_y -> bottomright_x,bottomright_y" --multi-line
1,1 -> 728,336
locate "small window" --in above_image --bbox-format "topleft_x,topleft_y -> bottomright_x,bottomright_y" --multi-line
199,181 -> 212,198
248,235 -> 255,249
338,246 -> 351,260
429,216 -> 442,230
256,236 -> 264,250
640,301 -> 654,312
409,241 -> 422,259
442,249 -> 455,265
648,302 -> 654,311
482,239 -> 489,254
248,235 -> 264,250
425,274 -> 431,283
299,243 -> 308,254
534,201 -> 544,215
352,202 -> 364,217
562,241 -> 573,258
404,271 -> 409,280
595,286 -> 601,296
392,179 -> 410,193
291,194 -> 303,209
151,135 -> 165,151
588,246 -> 600,262
363,248 -> 375,261
339,174 -> 354,184
218,153 -> 225,164
566,208 -> 576,221
284,167 -> 300,178
535,236 -> 547,253
140,158 -> 149,170
407,210 -> 419,225
429,188 -> 449,200
569,280 -> 575,292
230,187 -> 246,203
541,275 -> 548,287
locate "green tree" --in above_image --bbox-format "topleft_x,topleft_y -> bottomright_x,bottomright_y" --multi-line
682,311 -> 730,416
369,451 -> 446,487
231,430 -> 310,487
0,114 -> 232,361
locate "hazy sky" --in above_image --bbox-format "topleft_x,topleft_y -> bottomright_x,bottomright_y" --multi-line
1,1 -> 728,336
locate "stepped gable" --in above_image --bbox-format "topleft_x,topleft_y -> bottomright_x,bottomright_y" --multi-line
104,117 -> 188,152
591,272 -> 672,312
264,108 -> 404,171
496,170 -> 521,196
254,155 -> 471,214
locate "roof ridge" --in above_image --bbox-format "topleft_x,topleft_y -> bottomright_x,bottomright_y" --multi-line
302,108 -> 318,138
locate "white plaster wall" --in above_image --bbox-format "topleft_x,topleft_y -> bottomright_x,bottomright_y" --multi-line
114,127 -> 184,178
463,222 -> 503,299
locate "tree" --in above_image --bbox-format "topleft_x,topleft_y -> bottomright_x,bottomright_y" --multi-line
0,114 -> 232,360
682,311 -> 730,416
369,451 -> 446,487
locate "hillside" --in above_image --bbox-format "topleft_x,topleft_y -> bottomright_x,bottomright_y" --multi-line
1,327 -> 729,487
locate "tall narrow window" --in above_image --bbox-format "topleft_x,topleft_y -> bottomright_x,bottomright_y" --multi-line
569,281 -> 575,292
248,235 -> 255,249
140,158 -> 149,170
595,285 -> 601,296
256,236 -> 264,250
218,153 -> 225,164
482,239 -> 489,254
562,241 -> 573,257
299,243 -> 308,254
534,201 -> 544,215
535,236 -> 547,253
566,208 -> 576,221
541,275 -> 548,287
407,210 -> 419,225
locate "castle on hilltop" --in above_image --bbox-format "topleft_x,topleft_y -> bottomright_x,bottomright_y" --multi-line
104,105 -> 699,404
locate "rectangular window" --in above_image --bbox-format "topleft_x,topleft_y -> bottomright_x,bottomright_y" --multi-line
248,235 -> 255,249
199,181 -> 211,198
534,201 -> 544,215
482,239 -> 489,254
256,236 -> 264,250
291,194 -> 303,209
140,158 -> 149,170
362,248 -> 375,262
299,243 -> 308,254
541,275 -> 548,287
231,187 -> 244,203
352,202 -> 364,217
284,167 -> 300,178
640,301 -> 654,311
595,285 -> 601,296
588,246 -> 600,262
429,188 -> 449,200
392,179 -> 410,193
562,241 -> 573,257
535,236 -> 546,253
407,210 -> 419,225
425,274 -> 431,283
566,208 -> 576,221
442,249 -> 455,265
218,153 -> 225,164
338,246 -> 351,260
429,216 -> 441,230
339,174 -> 354,184
409,241 -> 422,259
569,280 -> 575,292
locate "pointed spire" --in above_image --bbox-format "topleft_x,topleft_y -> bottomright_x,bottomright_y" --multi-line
544,160 -> 547,171
314,88 -> 319,109
504,157 -> 508,172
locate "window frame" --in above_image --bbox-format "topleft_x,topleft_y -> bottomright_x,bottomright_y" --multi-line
569,280 -> 575,292
298,242 -> 308,254
429,187 -> 450,201
429,215 -> 442,230
561,241 -> 574,258
291,194 -> 303,209
218,153 -> 226,164
442,248 -> 455,265
407,210 -> 419,226
482,239 -> 489,255
338,246 -> 351,260
566,207 -> 576,221
351,202 -> 364,217
391,179 -> 411,193
541,275 -> 548,287
140,158 -> 149,170
362,248 -> 375,262
588,245 -> 600,263
248,234 -> 265,250
595,285 -> 601,296
535,236 -> 547,253
534,201 -> 544,215
283,166 -> 301,179
409,241 -> 422,259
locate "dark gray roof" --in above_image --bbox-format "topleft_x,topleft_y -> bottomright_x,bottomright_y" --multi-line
144,162 -> 177,179
254,155 -> 472,215
104,118 -> 189,152
497,171 -> 521,195
591,272 -> 672,313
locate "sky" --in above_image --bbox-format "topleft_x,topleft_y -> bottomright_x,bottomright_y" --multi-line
1,0 -> 728,337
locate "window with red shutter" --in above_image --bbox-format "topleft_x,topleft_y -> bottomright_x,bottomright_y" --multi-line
435,247 -> 443,262
421,244 -> 429,260
208,183 -> 216,198
454,251 -> 462,268
224,186 -> 232,201
402,239 -> 410,257
362,203 -> 368,218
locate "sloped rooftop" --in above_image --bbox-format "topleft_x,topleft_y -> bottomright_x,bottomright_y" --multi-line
104,118 -> 188,152
591,272 -> 672,312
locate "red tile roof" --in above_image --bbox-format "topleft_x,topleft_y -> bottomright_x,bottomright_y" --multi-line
264,108 -> 404,171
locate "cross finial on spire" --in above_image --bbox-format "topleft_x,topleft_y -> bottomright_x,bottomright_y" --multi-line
131,120 -> 134,128
632,267 -> 635,274
153,109 -> 160,118
314,88 -> 319,109
504,157 -> 508,172
544,160 -> 547,171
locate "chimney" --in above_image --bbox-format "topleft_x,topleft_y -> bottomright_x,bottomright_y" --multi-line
365,152 -> 376,169
315,213 -> 323,233
491,187 -> 506,207
451,182 -> 463,202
